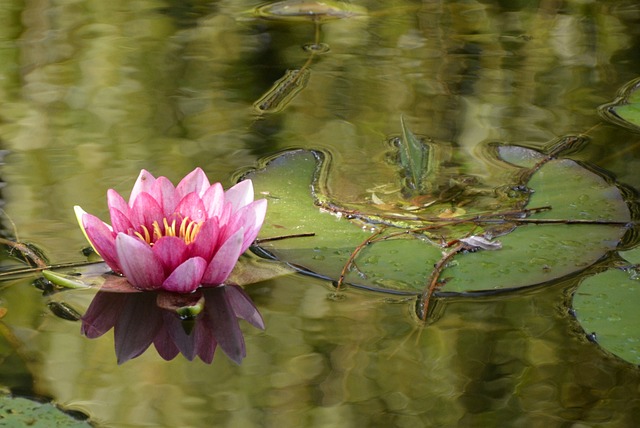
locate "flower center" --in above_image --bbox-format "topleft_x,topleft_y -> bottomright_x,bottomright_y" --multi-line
134,217 -> 202,246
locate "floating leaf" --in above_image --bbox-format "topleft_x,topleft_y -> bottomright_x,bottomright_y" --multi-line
599,77 -> 640,132
254,0 -> 368,22
0,394 -> 91,427
42,270 -> 94,289
244,147 -> 630,294
572,268 -> 640,365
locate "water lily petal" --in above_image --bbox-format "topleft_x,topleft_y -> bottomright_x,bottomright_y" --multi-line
206,286 -> 245,364
130,192 -> 164,231
226,285 -> 265,330
152,236 -> 188,274
176,167 -> 210,199
225,179 -> 254,211
162,257 -> 207,293
128,169 -> 157,207
234,199 -> 268,253
107,189 -> 131,224
109,207 -> 134,235
116,233 -> 165,289
77,209 -> 121,272
202,182 -> 224,218
150,176 -> 178,217
190,217 -> 220,261
175,192 -> 207,223
202,227 -> 244,285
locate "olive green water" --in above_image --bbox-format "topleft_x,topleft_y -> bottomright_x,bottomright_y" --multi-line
1,0 -> 640,426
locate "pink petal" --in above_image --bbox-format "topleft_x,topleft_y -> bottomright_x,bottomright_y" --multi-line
150,177 -> 178,217
202,182 -> 224,218
224,180 -> 254,211
161,257 -> 207,293
129,169 -> 157,207
189,217 -> 220,261
130,192 -> 164,231
152,236 -> 188,274
107,190 -> 130,222
80,212 -> 121,272
201,227 -> 244,285
175,192 -> 207,223
109,208 -> 134,235
226,285 -> 265,329
176,168 -> 210,199
235,199 -> 267,253
116,233 -> 165,290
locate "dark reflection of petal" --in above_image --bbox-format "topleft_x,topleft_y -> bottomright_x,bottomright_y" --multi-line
206,286 -> 245,364
81,292 -> 130,338
81,285 -> 263,364
114,292 -> 163,364
226,284 -> 265,329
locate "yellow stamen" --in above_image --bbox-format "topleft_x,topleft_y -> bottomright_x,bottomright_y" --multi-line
134,216 -> 202,246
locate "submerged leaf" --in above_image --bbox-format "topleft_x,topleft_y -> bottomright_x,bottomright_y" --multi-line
254,69 -> 311,113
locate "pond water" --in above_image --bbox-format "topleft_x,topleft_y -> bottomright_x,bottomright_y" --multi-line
1,0 -> 640,426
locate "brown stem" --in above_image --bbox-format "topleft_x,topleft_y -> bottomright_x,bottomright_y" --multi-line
418,242 -> 465,321
336,228 -> 385,290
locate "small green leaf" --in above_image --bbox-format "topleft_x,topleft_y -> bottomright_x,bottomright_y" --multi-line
42,270 -> 93,289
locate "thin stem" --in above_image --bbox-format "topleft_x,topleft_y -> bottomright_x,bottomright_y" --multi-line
418,242 -> 465,321
336,228 -> 385,290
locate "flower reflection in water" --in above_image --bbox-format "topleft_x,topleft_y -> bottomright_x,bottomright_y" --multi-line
81,281 -> 264,364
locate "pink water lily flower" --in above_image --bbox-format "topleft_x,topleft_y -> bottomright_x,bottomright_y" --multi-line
74,168 -> 267,293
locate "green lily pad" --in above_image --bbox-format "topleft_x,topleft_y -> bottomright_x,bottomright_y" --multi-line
0,394 -> 91,427
245,148 -> 630,294
599,77 -> 640,132
572,268 -> 640,365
